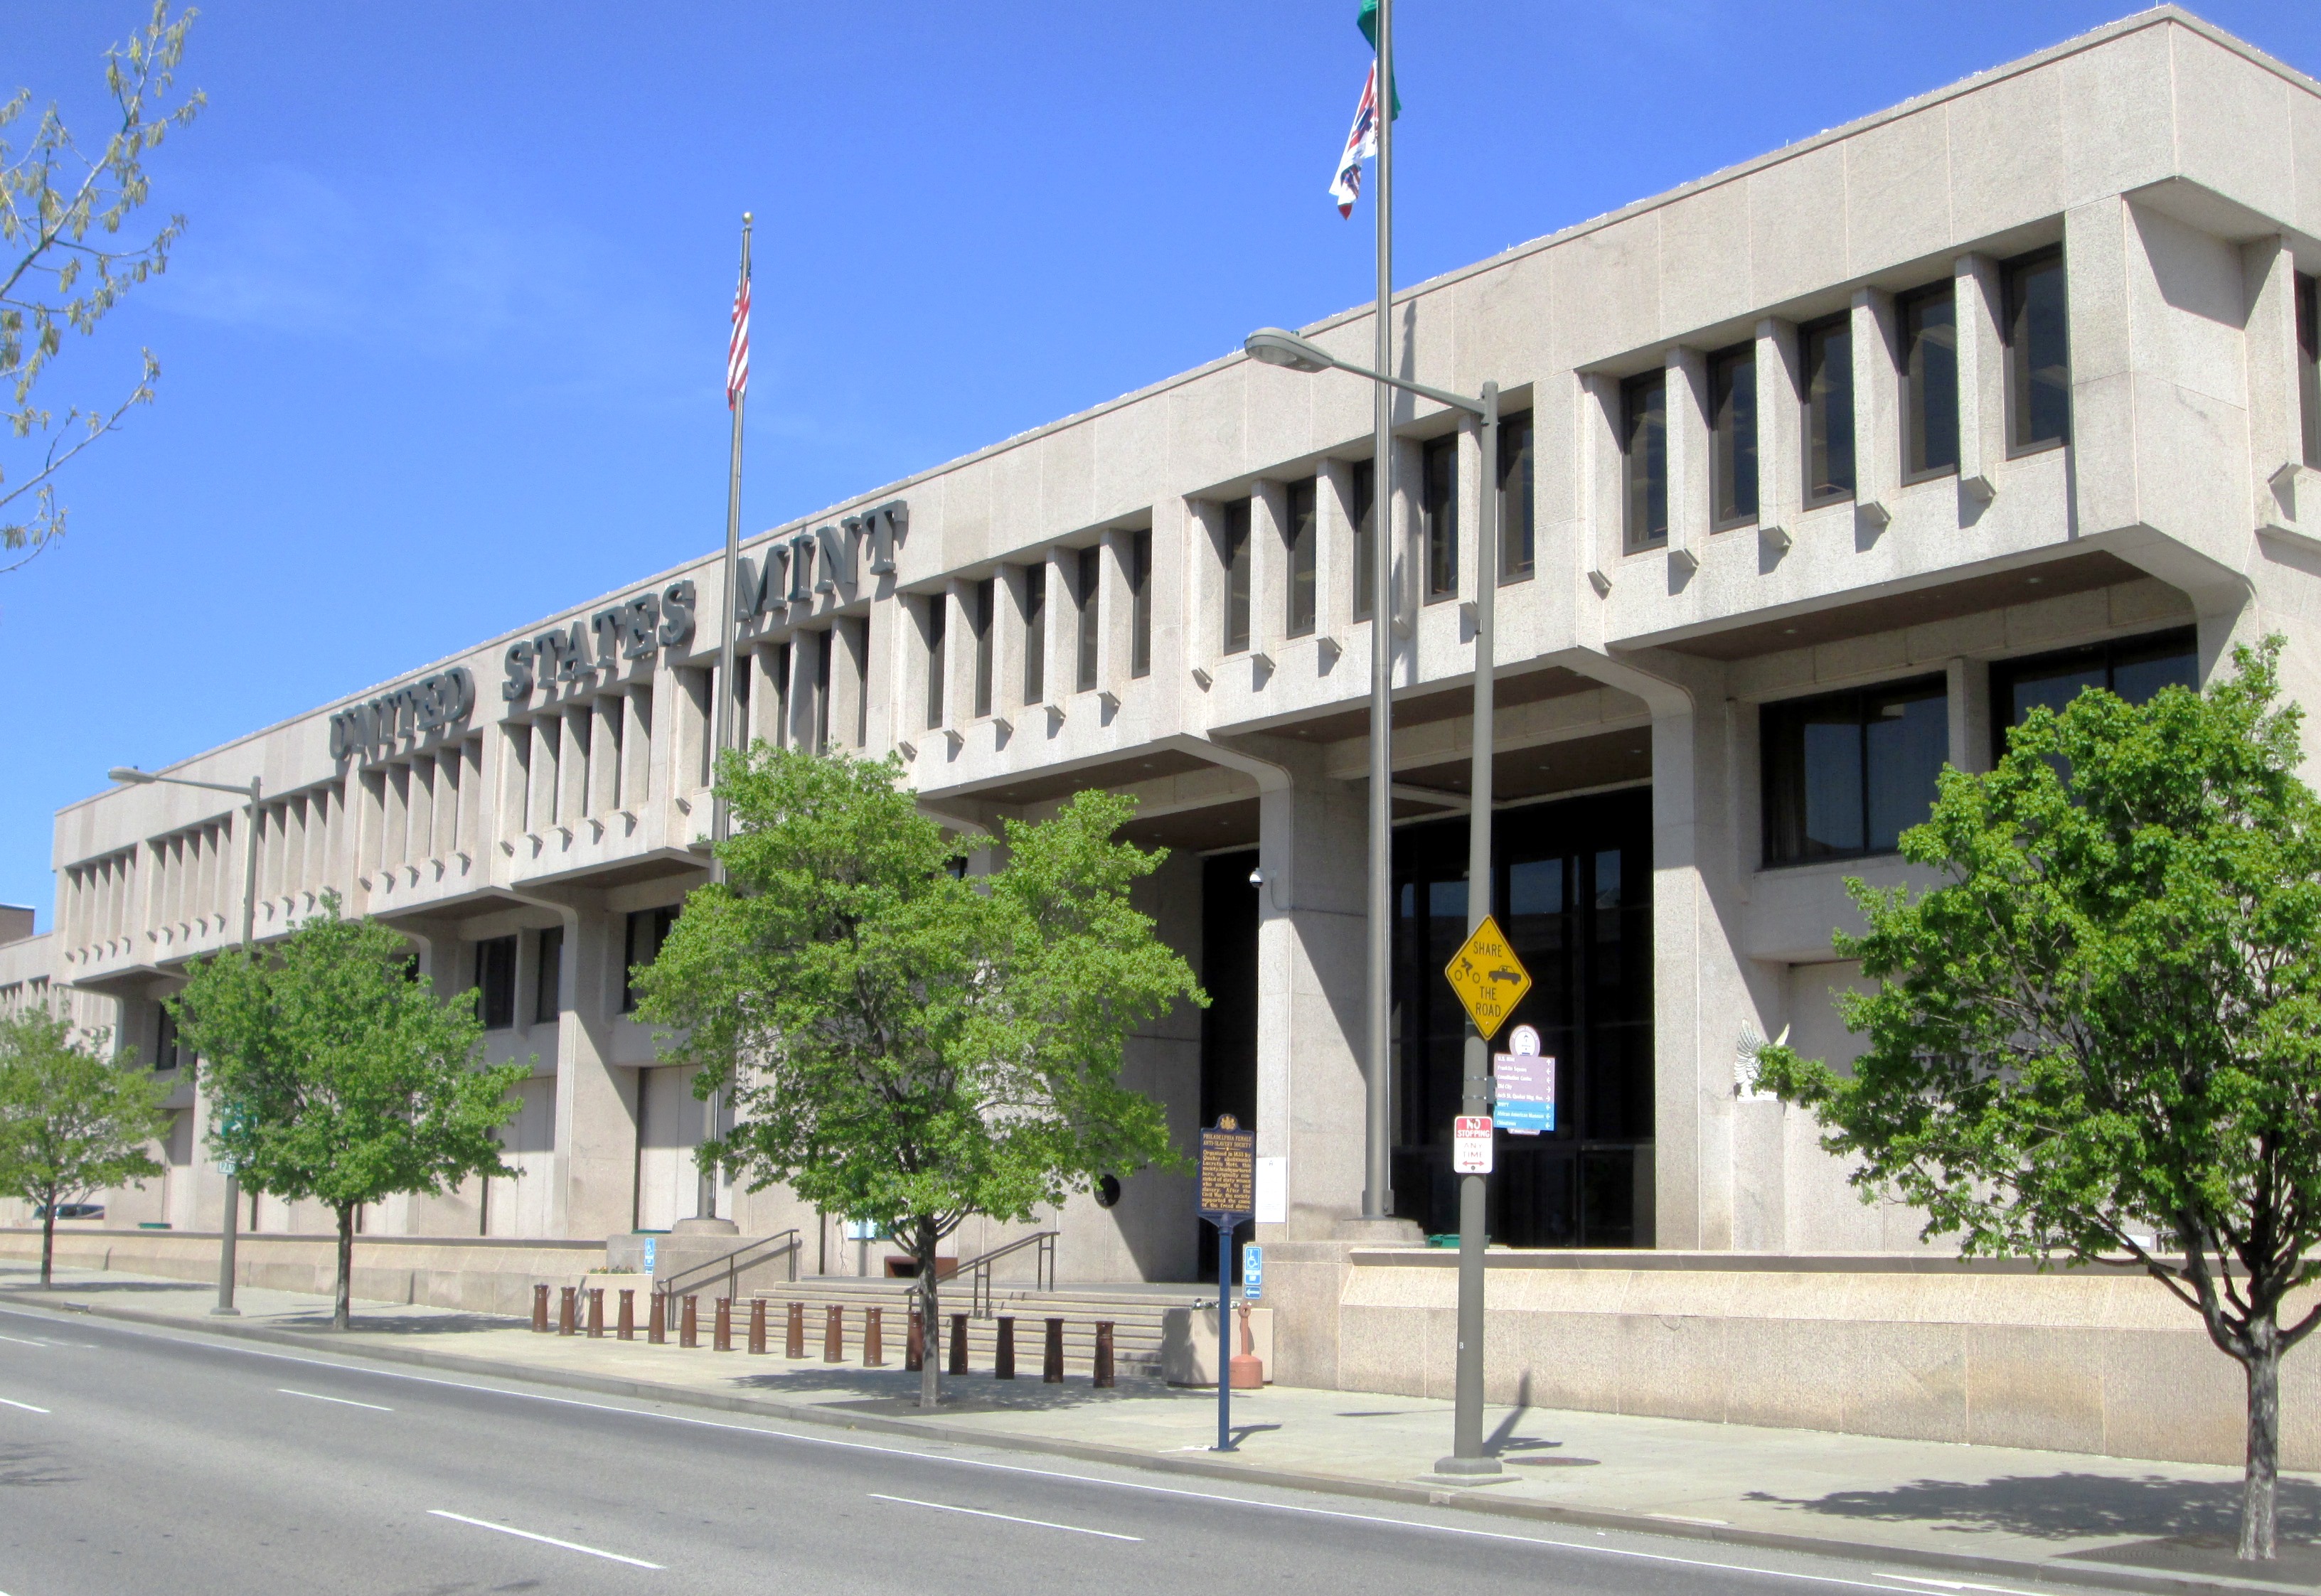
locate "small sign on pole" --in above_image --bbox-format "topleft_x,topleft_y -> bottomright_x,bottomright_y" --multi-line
641,1236 -> 657,1275
1453,1114 -> 1494,1174
1242,1243 -> 1263,1302
1442,915 -> 1530,1040
1493,1025 -> 1555,1136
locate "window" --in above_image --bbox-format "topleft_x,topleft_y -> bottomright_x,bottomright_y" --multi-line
813,628 -> 831,752
1988,628 -> 2197,765
1621,372 -> 1668,548
533,925 -> 562,1024
1128,528 -> 1152,678
1801,314 -> 1855,505
971,577 -> 995,719
1021,564 -> 1045,704
1899,281 -> 1959,480
1350,458 -> 1377,620
2301,273 -> 2321,469
1707,345 -> 1758,529
772,641 -> 791,748
623,906 -> 678,1014
1076,545 -> 1101,692
474,935 -> 518,1031
1762,678 -> 1949,866
1284,478 -> 1318,638
923,595 -> 946,730
1499,409 -> 1534,582
2004,247 -> 2069,454
1222,499 -> 1252,653
1422,434 -> 1458,601
154,1002 -> 184,1070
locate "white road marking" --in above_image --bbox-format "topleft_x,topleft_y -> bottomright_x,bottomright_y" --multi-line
0,1333 -> 50,1347
870,1491 -> 1141,1542
427,1509 -> 662,1570
0,1397 -> 50,1413
277,1387 -> 392,1412
0,1303 -> 2078,1596
1880,1579 -> 2056,1596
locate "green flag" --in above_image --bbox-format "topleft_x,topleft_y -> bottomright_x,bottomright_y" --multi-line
1355,0 -> 1403,118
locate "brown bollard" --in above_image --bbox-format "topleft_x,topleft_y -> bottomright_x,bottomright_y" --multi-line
617,1289 -> 635,1340
714,1297 -> 732,1352
823,1303 -> 844,1362
532,1282 -> 550,1333
1042,1317 -> 1065,1383
680,1294 -> 699,1349
786,1300 -> 805,1359
648,1291 -> 666,1344
905,1309 -> 924,1372
1094,1321 -> 1116,1388
863,1305 -> 885,1366
949,1313 -> 969,1377
557,1285 -> 577,1336
994,1315 -> 1016,1379
749,1298 -> 767,1355
587,1287 -> 605,1338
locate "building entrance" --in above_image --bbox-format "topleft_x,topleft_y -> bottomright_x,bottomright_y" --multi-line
1392,788 -> 1653,1246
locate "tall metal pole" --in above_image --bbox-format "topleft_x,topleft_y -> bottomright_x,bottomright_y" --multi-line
702,213 -> 752,1224
213,775 -> 260,1317
1362,0 -> 1396,1222
1436,385 -> 1501,1476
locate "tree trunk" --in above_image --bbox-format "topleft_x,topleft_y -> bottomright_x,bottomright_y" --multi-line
334,1204 -> 356,1332
38,1187 -> 55,1288
2240,1314 -> 2280,1561
917,1218 -> 940,1410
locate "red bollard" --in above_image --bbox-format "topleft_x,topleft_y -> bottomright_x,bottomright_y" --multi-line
532,1282 -> 550,1333
949,1312 -> 968,1376
1042,1317 -> 1065,1383
617,1289 -> 635,1341
786,1300 -> 805,1359
864,1305 -> 885,1366
994,1315 -> 1016,1379
587,1287 -> 604,1338
823,1303 -> 844,1362
1094,1321 -> 1116,1388
905,1309 -> 924,1372
680,1294 -> 699,1349
558,1286 -> 577,1336
714,1297 -> 732,1352
648,1291 -> 666,1344
749,1298 -> 767,1355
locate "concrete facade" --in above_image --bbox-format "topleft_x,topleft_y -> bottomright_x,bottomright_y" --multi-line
9,8 -> 2321,1459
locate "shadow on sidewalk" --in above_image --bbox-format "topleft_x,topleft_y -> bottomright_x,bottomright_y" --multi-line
740,1365 -> 1203,1415
0,1276 -> 206,1295
1746,1469 -> 2321,1543
272,1310 -> 527,1336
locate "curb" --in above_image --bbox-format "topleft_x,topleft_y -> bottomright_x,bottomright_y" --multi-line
1,1288 -> 2306,1596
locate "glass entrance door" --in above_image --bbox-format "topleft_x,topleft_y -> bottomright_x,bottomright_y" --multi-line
1390,788 -> 1653,1246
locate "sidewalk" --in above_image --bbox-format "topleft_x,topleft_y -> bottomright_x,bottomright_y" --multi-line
4,1261 -> 2317,1595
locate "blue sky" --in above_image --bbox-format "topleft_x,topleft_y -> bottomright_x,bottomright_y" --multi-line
7,1 -> 2321,921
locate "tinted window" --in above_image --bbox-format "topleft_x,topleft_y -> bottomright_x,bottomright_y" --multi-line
1989,628 -> 2199,764
922,596 -> 945,730
1763,678 -> 1949,865
475,935 -> 517,1030
1020,564 -> 1045,705
2005,247 -> 2069,452
1709,345 -> 1758,528
1900,282 -> 1959,479
1350,459 -> 1377,619
1128,529 -> 1152,678
1802,314 -> 1855,505
1075,546 -> 1101,692
1285,478 -> 1318,638
1499,410 -> 1534,581
1222,500 -> 1252,653
623,906 -> 678,1014
1423,435 -> 1458,601
533,925 -> 562,1024
1621,373 -> 1667,547
2301,273 -> 2320,469
971,577 -> 995,718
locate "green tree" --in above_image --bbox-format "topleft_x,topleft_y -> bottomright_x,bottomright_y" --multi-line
0,1006 -> 167,1287
2,1 -> 203,570
171,896 -> 525,1329
637,746 -> 1200,1408
1756,639 -> 2321,1563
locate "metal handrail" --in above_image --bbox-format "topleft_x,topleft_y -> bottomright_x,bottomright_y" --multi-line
654,1228 -> 801,1306
947,1229 -> 1057,1319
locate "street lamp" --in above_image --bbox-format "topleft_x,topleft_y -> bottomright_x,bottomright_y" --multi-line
108,764 -> 262,1317
1242,328 -> 1505,1479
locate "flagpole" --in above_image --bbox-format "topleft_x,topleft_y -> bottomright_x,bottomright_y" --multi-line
1362,0 -> 1395,1222
711,213 -> 752,889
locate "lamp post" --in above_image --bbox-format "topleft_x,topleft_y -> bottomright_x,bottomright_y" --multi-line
107,765 -> 261,1317
1242,328 -> 1505,1477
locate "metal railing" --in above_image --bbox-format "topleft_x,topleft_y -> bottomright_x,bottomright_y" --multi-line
654,1228 -> 801,1308
949,1229 -> 1057,1319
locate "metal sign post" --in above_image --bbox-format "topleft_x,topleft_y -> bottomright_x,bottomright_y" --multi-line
1198,1115 -> 1256,1452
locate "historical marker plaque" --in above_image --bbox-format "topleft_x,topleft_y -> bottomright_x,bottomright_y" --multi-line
1199,1114 -> 1256,1224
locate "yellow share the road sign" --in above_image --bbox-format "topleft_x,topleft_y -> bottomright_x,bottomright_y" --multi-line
1443,914 -> 1531,1040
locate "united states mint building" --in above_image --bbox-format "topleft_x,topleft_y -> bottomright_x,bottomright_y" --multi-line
7,6 -> 2317,1466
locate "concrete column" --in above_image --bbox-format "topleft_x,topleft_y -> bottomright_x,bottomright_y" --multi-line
1391,434 -> 1424,645
1454,412 -> 1483,599
1954,252 -> 2005,497
557,706 -> 592,824
829,618 -> 868,749
1665,346 -> 1710,562
1251,480 -> 1287,666
1755,318 -> 1803,542
1318,458 -> 1355,645
2245,235 -> 2304,514
521,892 -> 636,1242
527,716 -> 560,832
621,687 -> 653,808
1948,655 -> 1994,775
1852,286 -> 1901,520
590,695 -> 623,816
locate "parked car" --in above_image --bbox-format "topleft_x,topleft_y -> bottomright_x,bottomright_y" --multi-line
33,1203 -> 103,1221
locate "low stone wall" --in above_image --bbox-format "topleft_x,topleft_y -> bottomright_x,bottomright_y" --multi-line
0,1228 -> 602,1319
1264,1243 -> 2321,1471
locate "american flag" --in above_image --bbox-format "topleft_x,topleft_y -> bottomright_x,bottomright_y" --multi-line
727,260 -> 752,409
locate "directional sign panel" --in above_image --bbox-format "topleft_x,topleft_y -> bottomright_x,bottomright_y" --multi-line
1442,914 -> 1531,1040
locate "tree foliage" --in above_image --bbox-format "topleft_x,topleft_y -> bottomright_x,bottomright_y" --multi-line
1756,638 -> 2321,1561
0,1005 -> 166,1287
636,746 -> 1201,1406
171,896 -> 525,1328
1,1 -> 202,569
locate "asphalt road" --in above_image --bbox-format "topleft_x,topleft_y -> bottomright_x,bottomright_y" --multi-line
0,1299 -> 2106,1596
